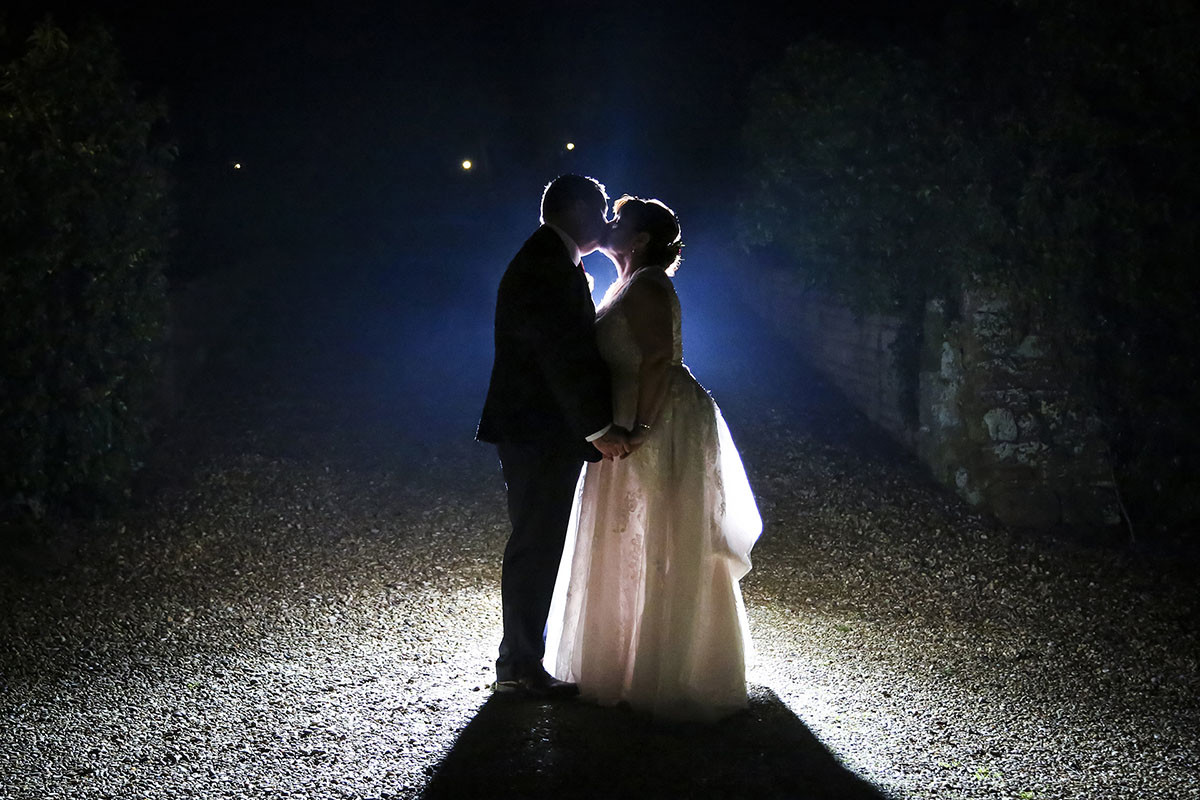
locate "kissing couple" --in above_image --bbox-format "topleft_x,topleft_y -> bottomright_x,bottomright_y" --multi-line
477,175 -> 761,722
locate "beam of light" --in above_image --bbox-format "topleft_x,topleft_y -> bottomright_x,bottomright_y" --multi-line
565,142 -> 576,151
461,160 -> 473,171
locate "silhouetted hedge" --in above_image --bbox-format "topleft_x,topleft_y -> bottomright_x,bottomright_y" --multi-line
1,20 -> 173,520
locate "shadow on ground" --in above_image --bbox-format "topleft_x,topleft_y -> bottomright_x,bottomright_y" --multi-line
421,686 -> 888,800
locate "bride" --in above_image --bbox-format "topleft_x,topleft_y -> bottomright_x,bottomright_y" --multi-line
544,195 -> 762,722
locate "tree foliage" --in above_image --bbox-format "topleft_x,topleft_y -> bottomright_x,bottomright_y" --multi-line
739,40 -> 1002,312
739,0 -> 1200,529
0,19 -> 174,519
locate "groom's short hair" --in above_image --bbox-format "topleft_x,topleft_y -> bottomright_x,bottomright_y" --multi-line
540,174 -> 608,223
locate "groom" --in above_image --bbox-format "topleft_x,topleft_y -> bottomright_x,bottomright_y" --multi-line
477,174 -> 630,698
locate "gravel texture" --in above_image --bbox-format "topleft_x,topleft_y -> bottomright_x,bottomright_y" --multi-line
2,310 -> 1197,800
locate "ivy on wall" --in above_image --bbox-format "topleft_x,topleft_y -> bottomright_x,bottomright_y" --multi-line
738,0 -> 1200,531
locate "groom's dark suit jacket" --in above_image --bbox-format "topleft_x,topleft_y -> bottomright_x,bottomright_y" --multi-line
477,226 -> 612,462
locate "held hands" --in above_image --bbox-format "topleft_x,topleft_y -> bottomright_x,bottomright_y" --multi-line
593,424 -> 651,461
592,428 -> 631,460
626,423 -> 651,455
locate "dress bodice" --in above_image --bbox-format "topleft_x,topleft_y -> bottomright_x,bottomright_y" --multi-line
594,268 -> 683,429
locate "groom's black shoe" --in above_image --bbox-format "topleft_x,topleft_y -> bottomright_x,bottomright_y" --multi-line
493,669 -> 579,699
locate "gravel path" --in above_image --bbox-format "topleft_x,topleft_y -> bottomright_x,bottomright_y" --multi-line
2,299 -> 1197,800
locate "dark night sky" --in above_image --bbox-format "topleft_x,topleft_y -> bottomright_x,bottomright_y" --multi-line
6,1 -> 952,247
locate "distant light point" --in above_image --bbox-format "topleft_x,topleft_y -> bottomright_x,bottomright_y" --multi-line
461,159 -> 473,171
565,142 -> 575,151
233,162 -> 242,169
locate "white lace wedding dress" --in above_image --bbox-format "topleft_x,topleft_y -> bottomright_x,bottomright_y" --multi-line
544,267 -> 762,722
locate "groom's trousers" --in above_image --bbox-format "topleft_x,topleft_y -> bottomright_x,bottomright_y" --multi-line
495,441 -> 582,681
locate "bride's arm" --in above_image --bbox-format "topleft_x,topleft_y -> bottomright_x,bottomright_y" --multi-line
623,276 -> 673,436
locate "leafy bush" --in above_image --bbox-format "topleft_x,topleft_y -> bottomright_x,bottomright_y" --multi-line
0,20 -> 173,519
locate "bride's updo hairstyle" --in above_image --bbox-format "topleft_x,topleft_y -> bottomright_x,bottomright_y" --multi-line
614,195 -> 683,276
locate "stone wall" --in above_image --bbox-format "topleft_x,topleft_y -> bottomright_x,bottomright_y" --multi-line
754,269 -> 915,447
751,268 -> 1120,529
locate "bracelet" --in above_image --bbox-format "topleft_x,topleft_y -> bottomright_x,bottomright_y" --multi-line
634,422 -> 652,432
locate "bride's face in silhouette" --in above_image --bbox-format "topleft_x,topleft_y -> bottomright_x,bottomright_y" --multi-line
601,211 -> 649,264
